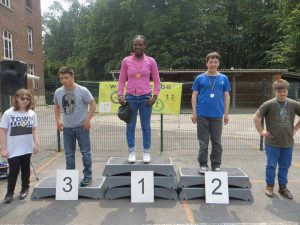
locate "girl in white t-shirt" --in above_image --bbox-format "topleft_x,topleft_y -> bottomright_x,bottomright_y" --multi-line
0,89 -> 40,203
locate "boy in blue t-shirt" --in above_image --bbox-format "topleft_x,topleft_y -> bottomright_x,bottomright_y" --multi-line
191,52 -> 231,173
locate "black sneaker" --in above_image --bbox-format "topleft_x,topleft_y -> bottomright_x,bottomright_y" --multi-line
19,188 -> 29,200
80,178 -> 92,187
3,193 -> 13,203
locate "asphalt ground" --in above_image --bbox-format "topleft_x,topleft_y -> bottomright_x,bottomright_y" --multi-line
0,136 -> 300,225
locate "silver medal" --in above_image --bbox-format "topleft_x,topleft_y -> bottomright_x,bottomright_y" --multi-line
210,93 -> 215,98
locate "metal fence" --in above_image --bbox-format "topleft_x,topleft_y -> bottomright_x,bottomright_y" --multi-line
35,79 -> 300,157
2,79 -> 300,158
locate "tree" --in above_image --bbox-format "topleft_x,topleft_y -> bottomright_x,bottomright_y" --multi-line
267,0 -> 300,71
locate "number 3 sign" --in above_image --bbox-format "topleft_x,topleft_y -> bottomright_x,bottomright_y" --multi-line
205,171 -> 229,204
131,171 -> 154,203
56,170 -> 79,200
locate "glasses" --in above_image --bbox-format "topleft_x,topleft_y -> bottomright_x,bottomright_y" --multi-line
19,97 -> 30,101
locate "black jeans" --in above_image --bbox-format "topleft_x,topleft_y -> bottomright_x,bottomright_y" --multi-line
7,153 -> 32,194
197,117 -> 223,168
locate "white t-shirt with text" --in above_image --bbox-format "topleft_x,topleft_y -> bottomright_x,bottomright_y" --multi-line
0,107 -> 37,158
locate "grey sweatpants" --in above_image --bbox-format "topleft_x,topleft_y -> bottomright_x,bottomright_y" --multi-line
197,116 -> 223,168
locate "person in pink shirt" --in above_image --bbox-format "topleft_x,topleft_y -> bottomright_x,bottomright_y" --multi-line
118,35 -> 160,163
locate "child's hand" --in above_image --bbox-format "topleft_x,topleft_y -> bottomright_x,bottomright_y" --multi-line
147,96 -> 157,106
33,144 -> 40,154
56,121 -> 64,131
1,148 -> 9,159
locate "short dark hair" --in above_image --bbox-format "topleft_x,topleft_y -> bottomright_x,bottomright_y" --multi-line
58,67 -> 74,77
13,89 -> 35,111
133,35 -> 147,45
272,79 -> 289,90
206,52 -> 221,63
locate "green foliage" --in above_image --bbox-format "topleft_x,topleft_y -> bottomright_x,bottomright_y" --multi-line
267,0 -> 300,71
43,0 -> 300,81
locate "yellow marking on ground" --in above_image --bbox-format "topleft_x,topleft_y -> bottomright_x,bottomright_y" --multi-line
182,200 -> 196,224
30,152 -> 62,179
292,162 -> 300,168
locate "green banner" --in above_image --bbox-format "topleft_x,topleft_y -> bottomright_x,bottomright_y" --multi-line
98,82 -> 182,115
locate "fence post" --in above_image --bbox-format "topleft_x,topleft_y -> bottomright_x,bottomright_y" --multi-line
160,114 -> 163,152
57,129 -> 61,152
260,79 -> 267,151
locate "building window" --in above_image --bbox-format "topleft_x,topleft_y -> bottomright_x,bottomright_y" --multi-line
27,27 -> 33,51
28,64 -> 35,76
25,0 -> 32,9
2,30 -> 13,59
28,64 -> 37,89
1,0 -> 11,8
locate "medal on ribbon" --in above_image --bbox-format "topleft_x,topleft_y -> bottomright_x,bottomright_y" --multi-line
207,73 -> 218,98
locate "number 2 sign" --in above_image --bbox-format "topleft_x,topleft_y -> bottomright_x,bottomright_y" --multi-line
56,170 -> 79,200
131,171 -> 154,203
205,171 -> 229,204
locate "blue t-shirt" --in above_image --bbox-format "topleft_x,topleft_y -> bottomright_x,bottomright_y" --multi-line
192,72 -> 231,118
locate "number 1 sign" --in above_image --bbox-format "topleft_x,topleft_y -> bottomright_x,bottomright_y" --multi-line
131,171 -> 154,203
56,170 -> 79,200
205,171 -> 229,204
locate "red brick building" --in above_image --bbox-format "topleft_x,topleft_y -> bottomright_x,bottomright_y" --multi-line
0,0 -> 44,104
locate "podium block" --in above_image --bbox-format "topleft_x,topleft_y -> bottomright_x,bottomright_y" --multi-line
102,157 -> 176,177
31,177 -> 105,200
178,168 -> 252,188
102,157 -> 178,200
178,167 -> 253,201
105,187 -> 178,200
179,187 -> 253,201
102,176 -> 177,189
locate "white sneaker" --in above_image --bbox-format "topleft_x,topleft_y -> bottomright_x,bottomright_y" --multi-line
128,152 -> 136,163
199,166 -> 209,174
212,167 -> 221,172
143,153 -> 151,163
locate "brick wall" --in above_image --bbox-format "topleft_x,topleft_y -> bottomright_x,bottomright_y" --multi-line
0,0 -> 44,104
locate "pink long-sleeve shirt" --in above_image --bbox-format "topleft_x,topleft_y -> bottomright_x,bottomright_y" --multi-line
117,53 -> 160,96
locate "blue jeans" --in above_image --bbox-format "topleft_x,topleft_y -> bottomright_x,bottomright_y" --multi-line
126,94 -> 152,153
265,144 -> 293,186
63,126 -> 92,179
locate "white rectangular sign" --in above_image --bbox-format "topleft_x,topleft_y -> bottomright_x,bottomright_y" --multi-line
131,171 -> 154,203
56,170 -> 79,200
99,102 -> 111,113
205,171 -> 229,204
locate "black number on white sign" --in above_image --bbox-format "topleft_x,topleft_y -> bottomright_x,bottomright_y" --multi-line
212,178 -> 222,195
63,177 -> 72,192
138,178 -> 145,194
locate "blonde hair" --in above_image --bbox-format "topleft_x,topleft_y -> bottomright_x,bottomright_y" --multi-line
13,89 -> 35,111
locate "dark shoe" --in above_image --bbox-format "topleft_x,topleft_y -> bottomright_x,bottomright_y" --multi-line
80,178 -> 92,187
19,188 -> 29,200
265,185 -> 274,197
3,193 -> 13,203
279,187 -> 293,199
